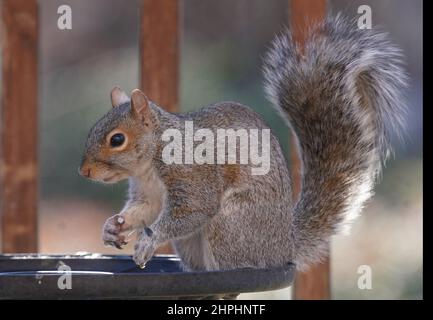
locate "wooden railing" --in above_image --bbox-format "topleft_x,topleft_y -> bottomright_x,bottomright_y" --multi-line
1,0 -> 38,253
291,0 -> 330,300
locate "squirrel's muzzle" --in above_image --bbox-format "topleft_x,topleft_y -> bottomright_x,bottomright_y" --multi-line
78,160 -> 92,178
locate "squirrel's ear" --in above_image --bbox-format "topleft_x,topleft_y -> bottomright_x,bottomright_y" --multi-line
111,86 -> 130,108
130,89 -> 151,120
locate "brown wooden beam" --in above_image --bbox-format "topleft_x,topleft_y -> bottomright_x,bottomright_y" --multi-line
294,259 -> 330,299
1,0 -> 38,253
140,0 -> 179,253
140,0 -> 179,113
289,0 -> 331,300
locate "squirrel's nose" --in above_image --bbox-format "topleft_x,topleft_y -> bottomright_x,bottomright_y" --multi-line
84,168 -> 91,177
79,163 -> 92,178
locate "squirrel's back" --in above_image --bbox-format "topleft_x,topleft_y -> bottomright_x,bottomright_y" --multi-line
183,101 -> 271,130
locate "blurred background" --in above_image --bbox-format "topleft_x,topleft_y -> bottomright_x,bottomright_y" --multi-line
1,0 -> 422,299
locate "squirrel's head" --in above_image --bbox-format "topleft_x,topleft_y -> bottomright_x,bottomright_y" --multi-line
79,87 -> 158,184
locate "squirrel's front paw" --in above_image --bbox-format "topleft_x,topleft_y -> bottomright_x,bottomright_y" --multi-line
102,214 -> 129,249
133,229 -> 157,268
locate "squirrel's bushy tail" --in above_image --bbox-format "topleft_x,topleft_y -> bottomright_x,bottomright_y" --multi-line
263,15 -> 407,269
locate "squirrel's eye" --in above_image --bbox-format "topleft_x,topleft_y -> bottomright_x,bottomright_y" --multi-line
110,133 -> 125,148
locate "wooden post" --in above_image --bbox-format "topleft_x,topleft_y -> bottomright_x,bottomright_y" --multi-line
290,0 -> 331,300
0,0 -> 38,253
140,0 -> 179,113
140,0 -> 179,253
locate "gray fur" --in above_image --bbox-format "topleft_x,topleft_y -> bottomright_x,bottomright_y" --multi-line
81,15 -> 407,274
263,14 -> 407,268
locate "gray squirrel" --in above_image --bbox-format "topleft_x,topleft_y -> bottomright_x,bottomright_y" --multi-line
79,15 -> 407,272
